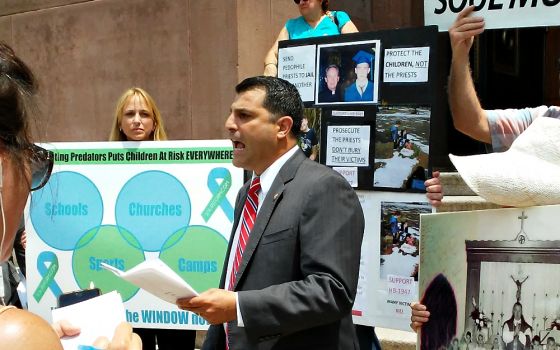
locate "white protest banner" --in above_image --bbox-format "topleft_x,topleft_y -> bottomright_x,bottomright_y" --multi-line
383,47 -> 430,83
326,125 -> 370,167
278,45 -> 317,102
425,0 -> 560,31
26,140 -> 243,330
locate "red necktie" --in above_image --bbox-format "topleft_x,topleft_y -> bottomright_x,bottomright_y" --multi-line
228,176 -> 260,291
226,177 -> 260,350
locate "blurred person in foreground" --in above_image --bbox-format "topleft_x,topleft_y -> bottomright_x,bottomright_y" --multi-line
0,42 -> 140,350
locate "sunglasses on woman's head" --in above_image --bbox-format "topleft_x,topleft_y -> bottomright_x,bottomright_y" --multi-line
28,144 -> 54,191
293,0 -> 310,4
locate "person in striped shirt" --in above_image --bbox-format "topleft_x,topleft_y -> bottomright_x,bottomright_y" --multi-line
412,4 -> 560,336
447,7 -> 559,153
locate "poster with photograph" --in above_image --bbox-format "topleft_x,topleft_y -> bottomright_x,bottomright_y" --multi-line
315,40 -> 381,105
419,205 -> 560,350
352,191 -> 431,330
373,106 -> 430,190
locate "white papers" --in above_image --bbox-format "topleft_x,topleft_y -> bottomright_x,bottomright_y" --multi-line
101,259 -> 198,305
331,110 -> 365,118
278,45 -> 316,101
386,275 -> 416,318
333,167 -> 358,187
52,291 -> 125,350
326,125 -> 370,167
383,47 -> 430,83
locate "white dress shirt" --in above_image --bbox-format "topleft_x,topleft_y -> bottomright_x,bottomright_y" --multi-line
225,145 -> 299,327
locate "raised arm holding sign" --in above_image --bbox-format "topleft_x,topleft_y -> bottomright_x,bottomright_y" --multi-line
447,6 -> 489,143
448,6 -> 560,152
412,5 -> 560,335
0,41 -> 141,350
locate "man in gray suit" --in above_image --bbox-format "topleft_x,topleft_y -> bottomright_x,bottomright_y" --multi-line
178,76 -> 364,350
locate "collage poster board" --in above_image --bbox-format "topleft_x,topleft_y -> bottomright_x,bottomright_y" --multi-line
278,26 -> 438,191
26,140 -> 244,330
419,205 -> 560,350
278,26 -> 441,330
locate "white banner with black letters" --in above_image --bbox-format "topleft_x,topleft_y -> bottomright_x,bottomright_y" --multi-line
424,0 -> 560,31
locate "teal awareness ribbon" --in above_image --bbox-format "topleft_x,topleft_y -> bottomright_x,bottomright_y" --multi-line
33,251 -> 62,302
202,167 -> 234,222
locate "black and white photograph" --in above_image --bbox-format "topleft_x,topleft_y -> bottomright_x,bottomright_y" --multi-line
373,106 -> 430,190
315,40 -> 381,105
420,206 -> 560,350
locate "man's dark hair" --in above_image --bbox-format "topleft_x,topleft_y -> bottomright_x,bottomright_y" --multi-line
235,76 -> 303,136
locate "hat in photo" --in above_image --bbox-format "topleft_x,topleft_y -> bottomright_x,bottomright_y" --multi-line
449,116 -> 560,208
352,50 -> 374,66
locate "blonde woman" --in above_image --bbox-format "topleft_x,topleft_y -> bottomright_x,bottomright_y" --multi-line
109,87 -> 167,142
109,88 -> 196,350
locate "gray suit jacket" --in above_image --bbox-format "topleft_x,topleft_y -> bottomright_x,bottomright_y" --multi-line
203,149 -> 364,350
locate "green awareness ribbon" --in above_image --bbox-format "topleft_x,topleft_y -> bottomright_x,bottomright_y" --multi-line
202,167 -> 234,223
33,251 -> 62,302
